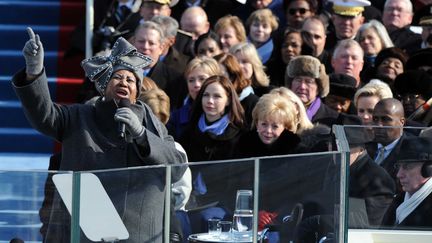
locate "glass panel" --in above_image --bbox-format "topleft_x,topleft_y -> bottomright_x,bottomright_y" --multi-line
258,153 -> 344,243
339,125 -> 432,232
0,170 -> 73,242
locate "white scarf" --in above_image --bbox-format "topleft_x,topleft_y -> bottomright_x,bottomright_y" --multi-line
396,177 -> 432,224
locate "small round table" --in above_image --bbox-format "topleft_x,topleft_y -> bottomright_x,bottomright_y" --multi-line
188,233 -> 259,243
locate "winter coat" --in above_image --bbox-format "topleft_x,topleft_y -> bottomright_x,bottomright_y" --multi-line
12,69 -> 186,243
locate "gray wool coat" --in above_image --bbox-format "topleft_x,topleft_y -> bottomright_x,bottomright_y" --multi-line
12,69 -> 187,243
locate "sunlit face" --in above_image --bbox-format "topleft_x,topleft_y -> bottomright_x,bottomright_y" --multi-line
332,14 -> 364,39
218,27 -> 241,53
252,0 -> 273,9
202,82 -> 229,122
376,57 -> 404,81
134,27 -> 164,67
302,19 -> 326,56
249,20 -> 273,46
325,94 -> 351,113
286,0 -> 313,29
197,38 -> 222,57
290,76 -> 318,106
140,2 -> 171,21
359,28 -> 384,56
234,52 -> 254,80
281,32 -> 302,64
357,95 -> 380,125
396,162 -> 429,195
181,17 -> 209,40
186,67 -> 210,100
256,117 -> 286,145
382,0 -> 413,31
331,46 -> 364,84
105,70 -> 138,103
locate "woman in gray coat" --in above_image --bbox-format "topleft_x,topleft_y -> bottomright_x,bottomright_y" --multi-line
13,28 -> 186,243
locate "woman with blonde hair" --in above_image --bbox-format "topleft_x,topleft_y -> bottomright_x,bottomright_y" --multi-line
237,92 -> 301,158
230,42 -> 271,96
214,15 -> 247,53
246,8 -> 279,66
353,79 -> 393,125
269,87 -> 314,134
167,56 -> 222,140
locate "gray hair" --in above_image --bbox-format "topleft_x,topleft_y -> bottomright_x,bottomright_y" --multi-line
135,21 -> 166,44
356,20 -> 394,49
384,0 -> 413,14
151,15 -> 179,39
332,39 -> 364,60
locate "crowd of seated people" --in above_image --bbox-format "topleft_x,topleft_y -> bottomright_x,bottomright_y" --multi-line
42,0 -> 432,242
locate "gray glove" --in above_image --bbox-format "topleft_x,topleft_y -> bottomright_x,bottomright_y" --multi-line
22,27 -> 44,76
114,107 -> 145,138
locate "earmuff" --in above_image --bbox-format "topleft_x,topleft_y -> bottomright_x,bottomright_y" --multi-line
421,161 -> 432,178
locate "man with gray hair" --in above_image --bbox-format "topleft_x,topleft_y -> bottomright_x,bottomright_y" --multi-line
133,21 -> 184,109
151,15 -> 190,74
382,0 -> 421,54
331,39 -> 365,87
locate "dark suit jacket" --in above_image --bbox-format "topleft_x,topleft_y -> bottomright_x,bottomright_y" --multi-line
148,61 -> 186,109
382,189 -> 432,229
163,47 -> 191,76
366,133 -> 407,184
389,27 -> 422,55
349,152 -> 396,226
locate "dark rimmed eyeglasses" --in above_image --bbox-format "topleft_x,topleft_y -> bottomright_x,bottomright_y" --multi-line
288,8 -> 310,15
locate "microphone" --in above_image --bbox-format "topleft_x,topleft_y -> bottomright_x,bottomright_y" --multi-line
408,97 -> 432,121
117,98 -> 131,139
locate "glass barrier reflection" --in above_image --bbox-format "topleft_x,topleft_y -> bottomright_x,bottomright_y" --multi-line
0,170 -> 73,242
341,125 -> 432,232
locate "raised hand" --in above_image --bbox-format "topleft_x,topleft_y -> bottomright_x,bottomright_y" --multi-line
114,107 -> 145,139
22,27 -> 44,76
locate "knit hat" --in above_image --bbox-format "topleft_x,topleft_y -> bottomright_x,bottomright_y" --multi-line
328,73 -> 358,99
374,47 -> 408,69
394,70 -> 432,100
81,37 -> 152,96
286,55 -> 329,97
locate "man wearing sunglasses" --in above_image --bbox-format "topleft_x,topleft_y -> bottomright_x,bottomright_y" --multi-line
381,136 -> 432,229
325,0 -> 370,51
283,0 -> 317,30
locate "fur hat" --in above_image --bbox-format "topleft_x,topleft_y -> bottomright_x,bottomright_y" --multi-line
375,47 -> 408,69
329,73 -> 358,99
286,55 -> 329,97
394,70 -> 432,100
406,48 -> 432,70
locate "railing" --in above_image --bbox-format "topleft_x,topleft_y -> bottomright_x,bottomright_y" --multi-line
2,125 -> 432,242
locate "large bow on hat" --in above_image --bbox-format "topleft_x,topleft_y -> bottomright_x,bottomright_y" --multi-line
81,37 -> 152,95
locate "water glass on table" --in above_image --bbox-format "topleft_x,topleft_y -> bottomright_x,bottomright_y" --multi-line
218,221 -> 232,240
232,190 -> 253,241
208,218 -> 221,237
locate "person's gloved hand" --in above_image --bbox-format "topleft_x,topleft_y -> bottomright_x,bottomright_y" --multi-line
258,210 -> 278,231
114,107 -> 144,138
22,27 -> 44,76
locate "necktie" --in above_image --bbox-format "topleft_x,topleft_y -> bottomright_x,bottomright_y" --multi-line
116,5 -> 130,23
375,146 -> 386,165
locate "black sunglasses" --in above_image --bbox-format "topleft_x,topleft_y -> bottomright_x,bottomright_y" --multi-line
288,8 -> 310,15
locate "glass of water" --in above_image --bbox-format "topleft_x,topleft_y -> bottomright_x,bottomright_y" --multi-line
232,190 -> 253,241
